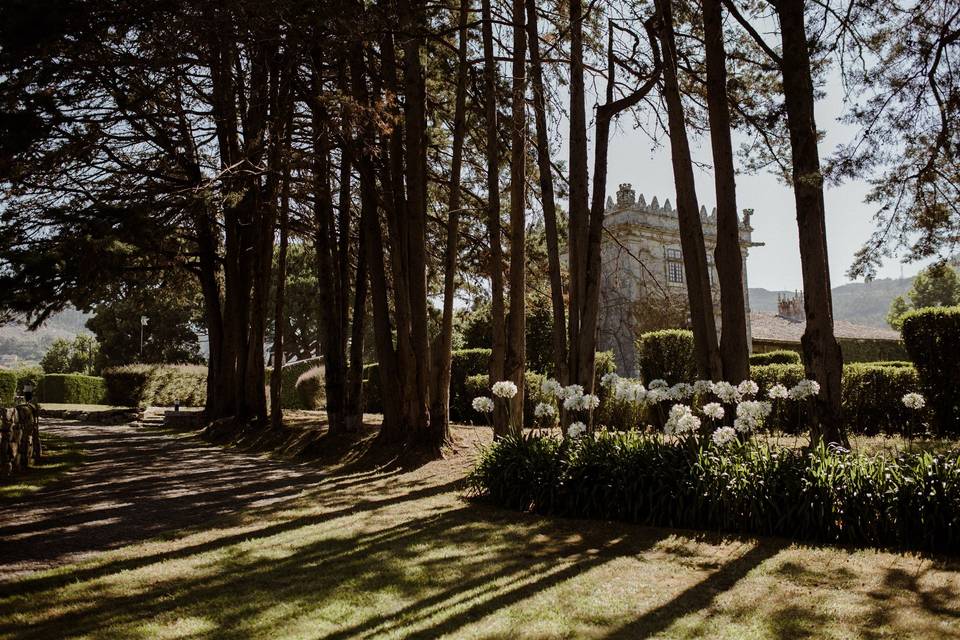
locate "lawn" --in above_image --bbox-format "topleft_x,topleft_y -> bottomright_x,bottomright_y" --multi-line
0,434 -> 82,501
0,423 -> 957,639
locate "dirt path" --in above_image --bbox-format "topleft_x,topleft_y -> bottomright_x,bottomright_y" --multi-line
0,417 -> 329,581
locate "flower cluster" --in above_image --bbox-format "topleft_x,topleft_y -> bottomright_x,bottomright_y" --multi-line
492,380 -> 518,399
664,404 -> 701,436
734,400 -> 772,433
472,396 -> 494,413
902,392 -> 925,410
711,425 -> 737,446
567,421 -> 587,438
701,402 -> 725,421
534,402 -> 556,419
789,379 -> 821,400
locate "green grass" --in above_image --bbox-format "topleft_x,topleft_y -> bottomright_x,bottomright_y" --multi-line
0,427 -> 957,639
39,403 -> 126,411
0,434 -> 83,501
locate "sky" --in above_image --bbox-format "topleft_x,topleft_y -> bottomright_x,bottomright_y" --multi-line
587,70 -> 932,292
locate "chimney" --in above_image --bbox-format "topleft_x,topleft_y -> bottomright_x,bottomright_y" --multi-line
777,291 -> 804,323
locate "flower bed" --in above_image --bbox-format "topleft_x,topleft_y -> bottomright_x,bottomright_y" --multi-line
467,430 -> 960,552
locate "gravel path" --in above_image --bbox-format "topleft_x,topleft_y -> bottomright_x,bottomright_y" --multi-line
0,417 -> 327,582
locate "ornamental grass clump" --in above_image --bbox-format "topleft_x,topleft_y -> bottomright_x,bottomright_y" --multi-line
467,430 -> 960,552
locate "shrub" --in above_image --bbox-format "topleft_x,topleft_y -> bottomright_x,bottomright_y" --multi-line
749,350 -> 801,366
901,306 -> 960,435
637,330 -> 695,385
38,374 -> 106,404
103,364 -> 206,408
295,366 -> 326,410
0,370 -> 16,405
467,432 -> 960,553
278,357 -> 324,410
448,349 -> 492,422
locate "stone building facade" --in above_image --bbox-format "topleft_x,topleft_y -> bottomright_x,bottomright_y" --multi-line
598,183 -> 761,376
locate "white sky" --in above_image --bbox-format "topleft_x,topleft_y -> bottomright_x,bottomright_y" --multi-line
565,69 -> 932,292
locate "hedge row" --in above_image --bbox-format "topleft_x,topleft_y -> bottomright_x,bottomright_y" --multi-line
637,330 -> 695,385
103,364 -> 206,408
37,373 -> 106,404
0,370 -> 15,405
750,362 -> 926,436
294,367 -> 326,410
468,432 -> 960,553
274,357 -> 324,410
748,350 -> 801,366
902,306 -> 960,435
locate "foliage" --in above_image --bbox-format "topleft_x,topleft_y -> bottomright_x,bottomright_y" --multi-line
294,367 -> 326,410
85,272 -> 204,369
0,370 -> 15,405
467,431 -> 960,552
40,335 -> 100,375
750,362 -> 925,436
838,337 -> 909,363
459,300 -> 555,374
38,373 -> 106,404
901,306 -> 960,435
266,243 -> 324,362
466,372 -> 552,427
749,350 -> 801,366
637,329 -> 695,385
277,357 -> 324,410
102,364 -> 206,408
887,264 -> 960,330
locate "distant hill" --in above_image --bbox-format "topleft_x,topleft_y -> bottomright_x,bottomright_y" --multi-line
749,277 -> 915,329
0,308 -> 92,366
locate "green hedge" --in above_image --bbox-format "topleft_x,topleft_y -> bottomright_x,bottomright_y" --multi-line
38,373 -> 106,404
637,330 -> 695,385
838,337 -> 909,363
0,370 -> 16,406
103,364 -> 206,408
294,366 -> 326,410
277,357 -> 324,410
467,432 -> 960,552
902,306 -> 960,435
749,350 -> 801,366
750,362 -> 925,436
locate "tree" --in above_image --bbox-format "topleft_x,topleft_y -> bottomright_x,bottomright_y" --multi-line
40,335 -> 100,375
887,263 -> 960,329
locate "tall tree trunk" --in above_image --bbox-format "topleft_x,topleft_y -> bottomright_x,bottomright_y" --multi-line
655,0 -> 723,381
344,226 -> 367,432
776,0 -> 846,446
567,0 -> 590,386
502,0 -> 527,435
525,0 -> 568,386
430,0 -> 470,438
480,0 -> 507,433
269,162 -> 290,430
702,0 -> 750,383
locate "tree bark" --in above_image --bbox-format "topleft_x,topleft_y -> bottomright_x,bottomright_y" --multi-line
702,0 -> 750,383
655,0 -> 723,381
269,161 -> 290,430
525,0 -> 568,386
430,0 -> 470,439
480,0 -> 508,434
776,0 -> 846,446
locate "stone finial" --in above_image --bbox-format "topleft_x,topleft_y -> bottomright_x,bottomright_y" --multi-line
699,205 -> 708,219
663,198 -> 673,212
777,291 -> 804,322
650,196 -> 660,211
637,193 -> 647,208
711,207 -> 717,220
606,196 -> 614,210
616,183 -> 636,206
742,208 -> 754,230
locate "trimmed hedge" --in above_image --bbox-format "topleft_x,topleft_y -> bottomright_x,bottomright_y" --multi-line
295,366 -> 326,410
467,432 -> 960,552
749,350 -> 801,366
38,373 -> 106,404
0,370 -> 16,406
277,357 -> 324,410
750,362 -> 926,436
637,330 -> 695,385
103,364 -> 206,408
902,306 -> 960,435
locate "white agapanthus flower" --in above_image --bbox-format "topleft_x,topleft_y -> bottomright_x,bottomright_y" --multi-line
712,381 -> 739,403
600,372 -> 620,388
693,379 -> 714,395
733,417 -> 753,433
648,379 -> 669,390
645,387 -> 665,404
492,380 -> 518,399
669,383 -> 694,400
615,380 -> 646,404
558,384 -> 584,400
534,402 -> 557,419
664,404 -> 700,435
579,393 -> 601,410
540,378 -> 562,397
789,379 -> 821,400
902,392 -> 926,410
712,426 -> 737,446
472,396 -> 495,413
702,402 -> 725,420
737,400 -> 772,421
767,383 -> 789,400
737,379 -> 759,397
567,421 -> 587,438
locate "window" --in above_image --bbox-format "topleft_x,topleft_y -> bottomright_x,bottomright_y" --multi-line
666,248 -> 682,260
667,261 -> 684,284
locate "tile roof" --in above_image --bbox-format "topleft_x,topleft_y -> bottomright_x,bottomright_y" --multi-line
750,312 -> 901,343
